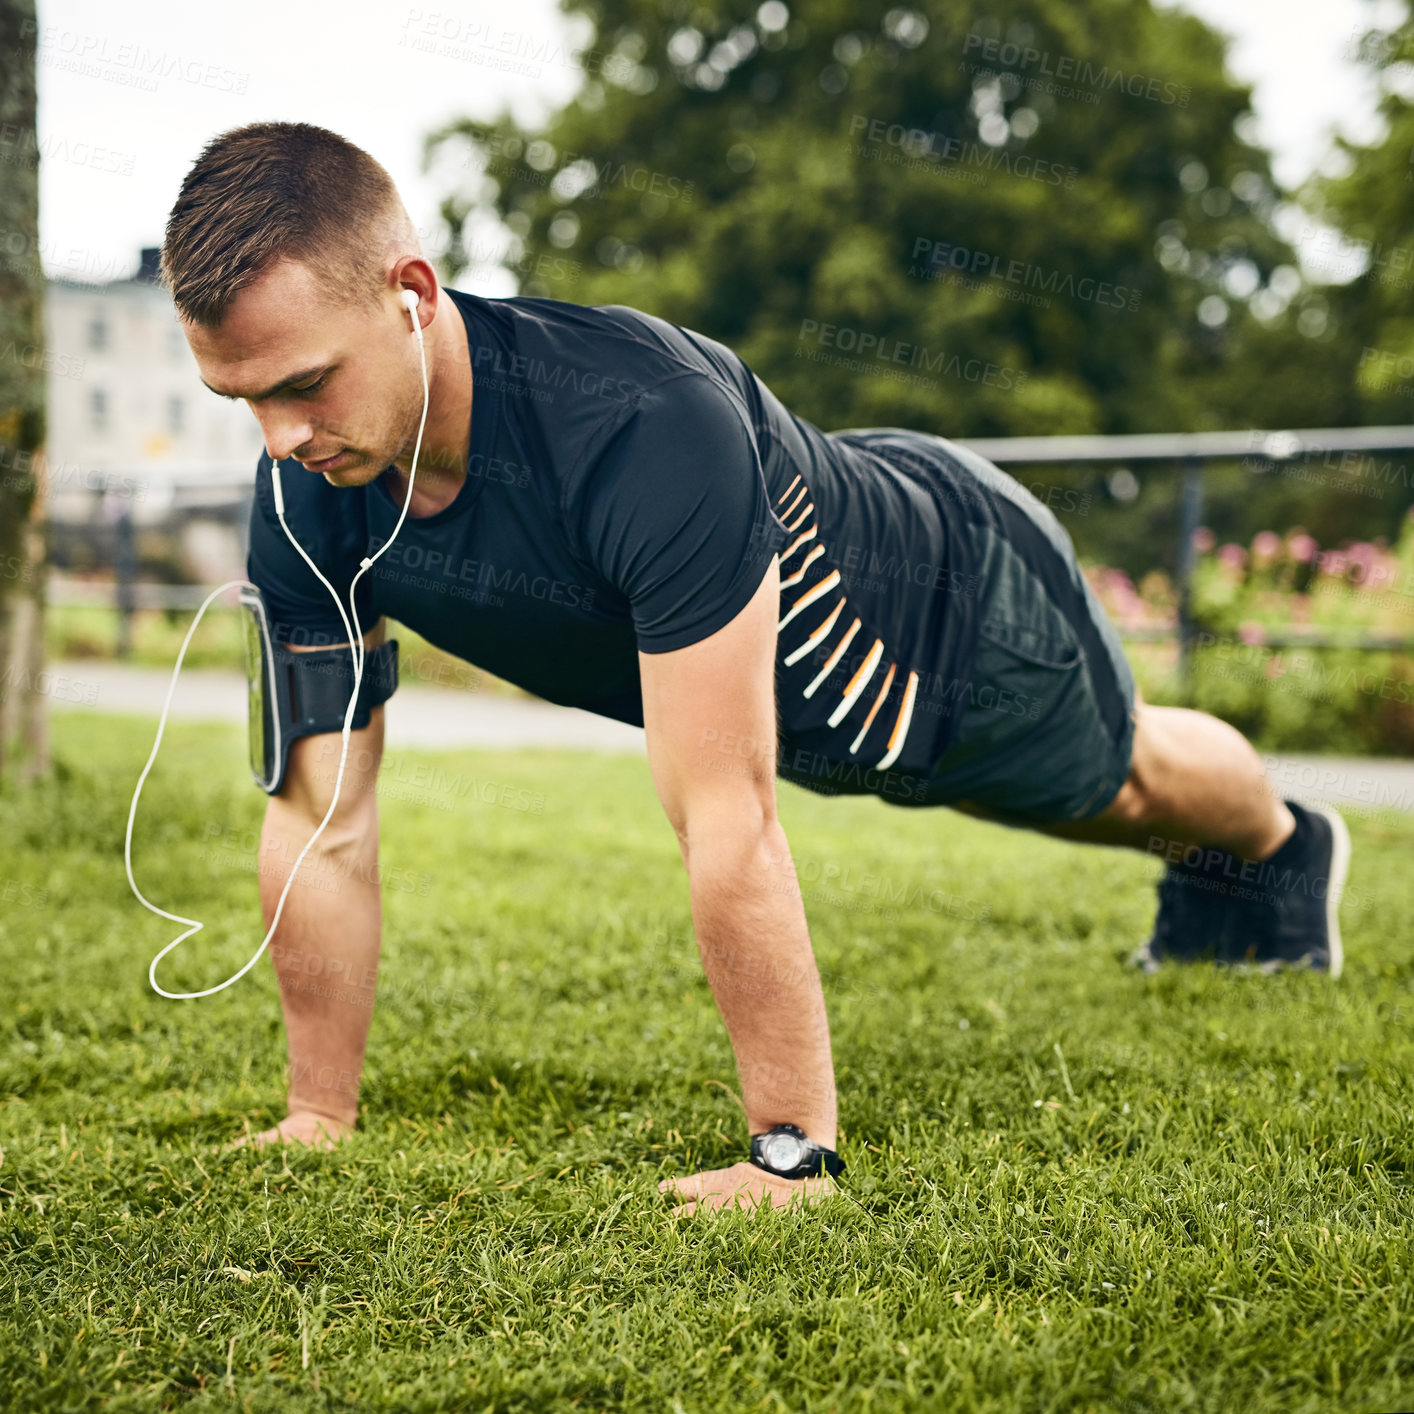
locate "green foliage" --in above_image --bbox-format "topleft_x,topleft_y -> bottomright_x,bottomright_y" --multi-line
3,714 -> 1414,1409
419,0 -> 1412,572
1315,0 -> 1414,427
1092,515 -> 1414,754
425,0 -> 1336,439
1178,643 -> 1413,756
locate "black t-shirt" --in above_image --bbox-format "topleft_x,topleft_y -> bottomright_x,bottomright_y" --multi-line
247,288 -> 1005,802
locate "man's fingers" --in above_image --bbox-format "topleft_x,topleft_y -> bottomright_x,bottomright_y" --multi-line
658,1167 -> 732,1203
658,1162 -> 835,1218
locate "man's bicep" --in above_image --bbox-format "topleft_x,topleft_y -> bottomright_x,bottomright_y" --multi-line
638,554 -> 781,860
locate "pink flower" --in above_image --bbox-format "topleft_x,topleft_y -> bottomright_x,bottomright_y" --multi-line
1318,549 -> 1348,579
1288,532 -> 1318,562
1252,531 -> 1281,560
1192,526 -> 1216,554
1217,543 -> 1247,570
1238,620 -> 1265,644
1352,554 -> 1395,589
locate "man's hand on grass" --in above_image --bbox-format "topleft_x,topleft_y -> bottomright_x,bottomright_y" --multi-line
219,1110 -> 355,1155
658,1161 -> 835,1217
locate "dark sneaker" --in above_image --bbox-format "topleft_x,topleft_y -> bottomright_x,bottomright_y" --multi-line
1245,800 -> 1350,977
1130,800 -> 1350,977
1129,844 -> 1264,972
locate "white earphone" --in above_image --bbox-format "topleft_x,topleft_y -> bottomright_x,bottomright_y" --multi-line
126,287 -> 429,999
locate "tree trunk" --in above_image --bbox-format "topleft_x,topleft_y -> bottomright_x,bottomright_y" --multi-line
0,0 -> 49,785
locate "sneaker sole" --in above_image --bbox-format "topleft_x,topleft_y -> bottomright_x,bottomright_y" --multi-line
1311,803 -> 1351,979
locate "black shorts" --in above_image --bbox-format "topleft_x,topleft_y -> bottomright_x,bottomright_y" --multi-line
894,443 -> 1138,824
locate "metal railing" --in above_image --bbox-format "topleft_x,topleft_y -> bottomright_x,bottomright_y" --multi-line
47,425 -> 1414,679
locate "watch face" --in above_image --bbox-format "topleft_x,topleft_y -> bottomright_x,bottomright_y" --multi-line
761,1132 -> 807,1172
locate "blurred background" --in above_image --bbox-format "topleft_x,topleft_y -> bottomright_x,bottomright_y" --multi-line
1,0 -> 1412,777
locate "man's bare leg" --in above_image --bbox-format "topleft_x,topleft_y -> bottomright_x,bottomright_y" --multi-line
957,693 -> 1296,862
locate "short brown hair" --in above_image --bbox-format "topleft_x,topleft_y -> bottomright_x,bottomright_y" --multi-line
160,122 -> 419,328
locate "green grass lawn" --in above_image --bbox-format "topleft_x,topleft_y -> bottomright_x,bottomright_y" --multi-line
2,714 -> 1412,1413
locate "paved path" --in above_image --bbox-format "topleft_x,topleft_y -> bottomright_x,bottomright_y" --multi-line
46,659 -> 647,753
45,660 -> 1414,813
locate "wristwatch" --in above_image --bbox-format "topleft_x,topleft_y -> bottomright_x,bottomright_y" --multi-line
749,1123 -> 846,1180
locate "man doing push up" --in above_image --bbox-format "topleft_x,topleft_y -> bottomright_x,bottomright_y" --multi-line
159,122 -> 1349,1215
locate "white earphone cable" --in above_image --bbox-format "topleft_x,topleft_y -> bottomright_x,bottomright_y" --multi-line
128,290 -> 429,999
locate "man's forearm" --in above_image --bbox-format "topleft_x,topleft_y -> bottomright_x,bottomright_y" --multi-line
258,798 -> 382,1126
687,817 -> 837,1148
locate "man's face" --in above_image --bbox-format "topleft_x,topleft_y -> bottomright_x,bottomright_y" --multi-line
186,256 -> 421,488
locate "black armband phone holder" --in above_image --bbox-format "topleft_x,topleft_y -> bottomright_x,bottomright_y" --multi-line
239,584 -> 399,794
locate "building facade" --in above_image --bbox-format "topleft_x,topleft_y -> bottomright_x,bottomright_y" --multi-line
42,247 -> 265,582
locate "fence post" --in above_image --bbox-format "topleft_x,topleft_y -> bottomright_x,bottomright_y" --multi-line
115,506 -> 136,659
1175,453 -> 1204,697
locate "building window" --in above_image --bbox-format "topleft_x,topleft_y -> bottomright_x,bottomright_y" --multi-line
90,389 -> 107,431
89,314 -> 108,351
168,396 -> 184,435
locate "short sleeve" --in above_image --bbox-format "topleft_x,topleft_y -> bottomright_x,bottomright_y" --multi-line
571,373 -> 790,653
246,452 -> 375,648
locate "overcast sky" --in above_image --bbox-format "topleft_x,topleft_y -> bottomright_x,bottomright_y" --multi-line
29,0 -> 1399,291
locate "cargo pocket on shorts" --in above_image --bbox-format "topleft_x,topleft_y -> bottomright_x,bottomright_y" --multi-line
936,617 -> 1094,817
968,616 -> 1085,741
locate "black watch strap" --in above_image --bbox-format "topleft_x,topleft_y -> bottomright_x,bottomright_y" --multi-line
749,1123 -> 846,1180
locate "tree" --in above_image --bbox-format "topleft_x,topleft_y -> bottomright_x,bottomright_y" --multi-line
0,0 -> 49,785
424,0 -> 1323,441
1316,0 -> 1414,428
419,0 -> 1414,574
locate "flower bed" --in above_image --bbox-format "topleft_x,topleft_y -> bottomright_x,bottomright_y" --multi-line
1082,508 -> 1414,755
